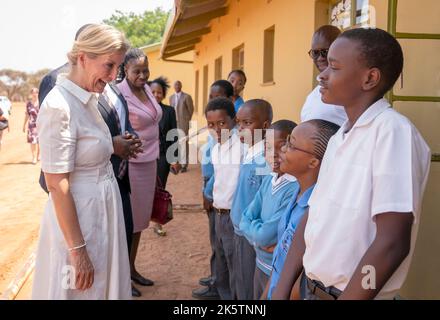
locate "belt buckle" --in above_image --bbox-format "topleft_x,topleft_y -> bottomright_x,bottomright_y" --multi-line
308,278 -> 336,300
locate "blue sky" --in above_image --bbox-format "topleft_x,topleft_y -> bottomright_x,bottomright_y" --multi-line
0,0 -> 174,72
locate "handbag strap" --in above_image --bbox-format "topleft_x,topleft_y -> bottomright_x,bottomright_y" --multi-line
156,175 -> 164,189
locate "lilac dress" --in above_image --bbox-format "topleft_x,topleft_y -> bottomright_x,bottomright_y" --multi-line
26,101 -> 39,144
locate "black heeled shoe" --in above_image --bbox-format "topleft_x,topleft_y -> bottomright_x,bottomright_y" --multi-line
131,285 -> 142,297
131,274 -> 154,286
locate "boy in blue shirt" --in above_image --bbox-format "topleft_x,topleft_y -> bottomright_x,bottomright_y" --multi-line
230,99 -> 273,300
227,70 -> 247,113
263,119 -> 340,300
239,120 -> 299,299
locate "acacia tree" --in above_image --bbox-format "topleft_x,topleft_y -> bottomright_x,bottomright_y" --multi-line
0,68 -> 50,101
103,8 -> 170,48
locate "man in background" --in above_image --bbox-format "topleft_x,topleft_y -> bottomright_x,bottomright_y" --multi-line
169,80 -> 194,173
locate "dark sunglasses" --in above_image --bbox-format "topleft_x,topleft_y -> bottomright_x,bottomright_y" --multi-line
308,48 -> 329,60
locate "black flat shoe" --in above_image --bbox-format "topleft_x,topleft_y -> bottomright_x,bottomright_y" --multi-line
192,286 -> 220,300
199,276 -> 212,287
131,285 -> 142,297
131,274 -> 154,286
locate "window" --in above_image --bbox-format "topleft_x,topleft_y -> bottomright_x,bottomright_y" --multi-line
330,0 -> 371,30
263,26 -> 275,83
214,56 -> 223,81
195,70 -> 199,113
203,65 -> 209,110
232,44 -> 245,71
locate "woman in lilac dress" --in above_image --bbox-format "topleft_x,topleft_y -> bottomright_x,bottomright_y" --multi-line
118,48 -> 162,289
23,87 -> 40,164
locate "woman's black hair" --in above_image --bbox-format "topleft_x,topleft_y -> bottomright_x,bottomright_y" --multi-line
117,48 -> 147,83
149,76 -> 170,97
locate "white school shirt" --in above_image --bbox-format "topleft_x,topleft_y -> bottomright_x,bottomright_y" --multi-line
300,85 -> 347,126
212,133 -> 248,209
104,85 -> 126,134
303,98 -> 431,299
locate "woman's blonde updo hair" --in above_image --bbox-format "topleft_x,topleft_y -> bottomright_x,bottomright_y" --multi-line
67,24 -> 130,65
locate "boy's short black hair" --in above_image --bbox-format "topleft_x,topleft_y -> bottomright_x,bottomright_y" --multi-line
205,97 -> 236,119
228,69 -> 247,84
270,120 -> 297,135
211,80 -> 234,98
339,28 -> 404,97
242,99 -> 273,123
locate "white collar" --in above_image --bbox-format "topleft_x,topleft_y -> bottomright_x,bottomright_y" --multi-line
57,74 -> 98,105
244,140 -> 265,163
271,173 -> 296,186
271,173 -> 296,194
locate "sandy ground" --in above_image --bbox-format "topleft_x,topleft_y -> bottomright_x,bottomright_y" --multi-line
0,103 -> 47,297
0,103 -> 211,300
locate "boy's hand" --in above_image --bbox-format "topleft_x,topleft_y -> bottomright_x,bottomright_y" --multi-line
261,244 -> 276,253
203,196 -> 213,213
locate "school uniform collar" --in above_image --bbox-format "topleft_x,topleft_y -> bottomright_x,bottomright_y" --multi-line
57,74 -> 98,105
297,184 -> 316,208
271,173 -> 297,195
244,139 -> 265,163
271,173 -> 296,186
341,98 -> 391,133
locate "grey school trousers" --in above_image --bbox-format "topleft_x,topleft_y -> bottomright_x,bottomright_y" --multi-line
233,233 -> 256,300
253,267 -> 270,300
214,211 -> 235,300
207,208 -> 217,286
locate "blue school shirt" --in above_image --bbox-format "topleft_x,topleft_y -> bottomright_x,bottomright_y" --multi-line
239,174 -> 299,276
234,96 -> 244,113
201,135 -> 216,201
230,141 -> 271,236
267,184 -> 315,300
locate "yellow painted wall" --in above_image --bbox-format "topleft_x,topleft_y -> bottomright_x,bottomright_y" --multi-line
192,0 -> 316,127
188,0 -> 440,298
144,48 -> 195,107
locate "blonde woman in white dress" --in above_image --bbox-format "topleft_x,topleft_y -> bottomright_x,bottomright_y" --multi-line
33,24 -> 132,300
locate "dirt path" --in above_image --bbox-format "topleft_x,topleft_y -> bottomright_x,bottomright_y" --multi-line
0,103 -> 47,297
0,104 -> 210,299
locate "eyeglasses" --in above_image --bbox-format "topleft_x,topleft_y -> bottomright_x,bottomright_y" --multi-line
285,135 -> 321,159
308,48 -> 329,60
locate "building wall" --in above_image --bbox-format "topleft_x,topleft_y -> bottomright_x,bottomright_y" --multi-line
192,0 -> 316,127
186,0 -> 440,298
145,49 -> 195,107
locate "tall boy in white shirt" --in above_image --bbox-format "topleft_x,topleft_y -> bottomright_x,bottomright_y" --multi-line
272,28 -> 431,300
